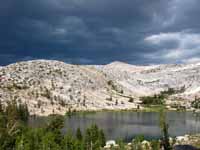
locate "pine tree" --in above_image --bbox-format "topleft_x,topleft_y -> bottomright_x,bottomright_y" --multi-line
62,131 -> 76,150
90,124 -> 99,143
76,128 -> 82,141
18,102 -> 29,123
98,129 -> 106,147
159,109 -> 171,150
84,128 -> 92,150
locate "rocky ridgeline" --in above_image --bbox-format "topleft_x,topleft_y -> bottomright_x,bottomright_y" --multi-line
98,61 -> 200,109
0,60 -> 137,116
0,60 -> 200,115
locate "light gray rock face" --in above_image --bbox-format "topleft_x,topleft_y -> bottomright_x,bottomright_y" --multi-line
100,62 -> 200,96
0,60 -> 136,115
0,60 -> 200,115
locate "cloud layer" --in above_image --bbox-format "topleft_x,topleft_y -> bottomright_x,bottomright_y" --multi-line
0,0 -> 200,65
145,32 -> 200,63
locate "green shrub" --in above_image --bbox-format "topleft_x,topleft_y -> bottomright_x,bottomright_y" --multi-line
140,95 -> 164,105
191,97 -> 200,109
140,88 -> 178,105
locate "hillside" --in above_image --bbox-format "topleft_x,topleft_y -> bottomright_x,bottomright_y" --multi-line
0,60 -> 200,115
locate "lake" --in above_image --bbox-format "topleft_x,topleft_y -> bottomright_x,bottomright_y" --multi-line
29,111 -> 200,142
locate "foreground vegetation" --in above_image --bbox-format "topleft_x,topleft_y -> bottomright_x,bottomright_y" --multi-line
0,100 -> 106,150
0,99 -> 199,150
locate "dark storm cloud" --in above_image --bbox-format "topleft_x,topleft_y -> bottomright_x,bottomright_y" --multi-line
0,0 -> 200,65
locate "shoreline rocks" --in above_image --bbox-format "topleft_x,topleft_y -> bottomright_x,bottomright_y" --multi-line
104,134 -> 200,150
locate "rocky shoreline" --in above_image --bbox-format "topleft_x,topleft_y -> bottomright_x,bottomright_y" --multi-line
104,134 -> 200,150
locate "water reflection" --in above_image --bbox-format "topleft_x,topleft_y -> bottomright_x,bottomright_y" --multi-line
29,111 -> 200,142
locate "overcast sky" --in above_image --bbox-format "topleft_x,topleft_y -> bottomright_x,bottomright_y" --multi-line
1,0 -> 200,65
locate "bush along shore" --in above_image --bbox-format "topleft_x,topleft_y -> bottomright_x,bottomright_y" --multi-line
0,100 -> 199,150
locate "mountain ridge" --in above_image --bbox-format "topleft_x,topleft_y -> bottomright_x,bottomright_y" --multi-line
0,59 -> 200,115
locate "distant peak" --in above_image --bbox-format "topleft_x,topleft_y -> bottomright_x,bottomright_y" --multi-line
107,61 -> 129,65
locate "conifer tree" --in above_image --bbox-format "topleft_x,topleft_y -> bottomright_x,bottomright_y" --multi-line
159,109 -> 171,150
76,127 -> 82,141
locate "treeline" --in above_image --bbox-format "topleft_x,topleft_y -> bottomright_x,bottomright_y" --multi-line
140,88 -> 184,105
140,94 -> 165,105
0,100 -> 106,150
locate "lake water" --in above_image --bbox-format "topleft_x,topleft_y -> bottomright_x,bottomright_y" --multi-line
29,111 -> 200,142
